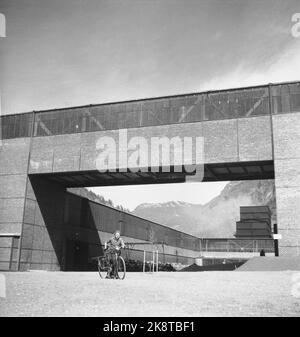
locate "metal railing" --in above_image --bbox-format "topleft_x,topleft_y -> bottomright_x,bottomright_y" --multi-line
199,238 -> 275,253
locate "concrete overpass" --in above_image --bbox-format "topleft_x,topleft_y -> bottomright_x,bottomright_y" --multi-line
0,80 -> 300,270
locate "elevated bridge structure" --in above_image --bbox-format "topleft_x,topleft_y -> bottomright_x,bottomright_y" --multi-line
0,81 -> 300,270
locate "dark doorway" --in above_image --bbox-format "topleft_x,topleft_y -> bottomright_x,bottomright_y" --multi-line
65,239 -> 89,271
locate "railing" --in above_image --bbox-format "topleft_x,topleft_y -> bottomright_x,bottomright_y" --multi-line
200,238 -> 275,253
1,82 -> 300,140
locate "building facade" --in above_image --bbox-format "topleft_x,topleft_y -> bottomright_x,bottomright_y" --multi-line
0,81 -> 300,270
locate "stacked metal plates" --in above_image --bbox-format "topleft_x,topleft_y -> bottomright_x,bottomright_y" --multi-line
235,206 -> 272,238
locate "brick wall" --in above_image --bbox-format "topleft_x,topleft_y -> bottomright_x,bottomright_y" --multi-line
273,112 -> 300,255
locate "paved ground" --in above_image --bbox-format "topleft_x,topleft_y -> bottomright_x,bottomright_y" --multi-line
1,271 -> 300,316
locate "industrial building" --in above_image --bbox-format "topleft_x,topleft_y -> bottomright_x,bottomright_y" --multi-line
0,80 -> 300,271
61,191 -> 200,271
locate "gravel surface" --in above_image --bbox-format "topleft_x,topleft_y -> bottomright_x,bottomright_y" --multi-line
237,257 -> 300,271
0,271 -> 300,317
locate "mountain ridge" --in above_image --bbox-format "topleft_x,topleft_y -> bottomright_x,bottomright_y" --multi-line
70,180 -> 276,238
133,180 -> 276,238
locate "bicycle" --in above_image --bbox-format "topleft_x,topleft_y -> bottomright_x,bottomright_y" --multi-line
97,250 -> 126,280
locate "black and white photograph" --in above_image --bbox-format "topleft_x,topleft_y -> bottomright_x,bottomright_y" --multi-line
0,0 -> 300,322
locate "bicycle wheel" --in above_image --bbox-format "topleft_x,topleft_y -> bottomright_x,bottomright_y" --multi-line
97,257 -> 108,279
117,256 -> 126,280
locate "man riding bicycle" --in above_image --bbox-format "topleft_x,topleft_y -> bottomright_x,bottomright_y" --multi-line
104,230 -> 125,279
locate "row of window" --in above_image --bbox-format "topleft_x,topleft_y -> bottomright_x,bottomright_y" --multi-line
1,83 -> 300,139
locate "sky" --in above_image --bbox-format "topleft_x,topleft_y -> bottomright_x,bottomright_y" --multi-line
0,0 -> 300,210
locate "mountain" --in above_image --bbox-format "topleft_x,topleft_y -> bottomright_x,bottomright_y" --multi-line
133,180 -> 276,238
68,187 -> 131,213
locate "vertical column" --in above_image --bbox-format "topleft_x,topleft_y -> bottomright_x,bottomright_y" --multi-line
20,176 -> 67,271
273,112 -> 300,256
0,138 -> 31,270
